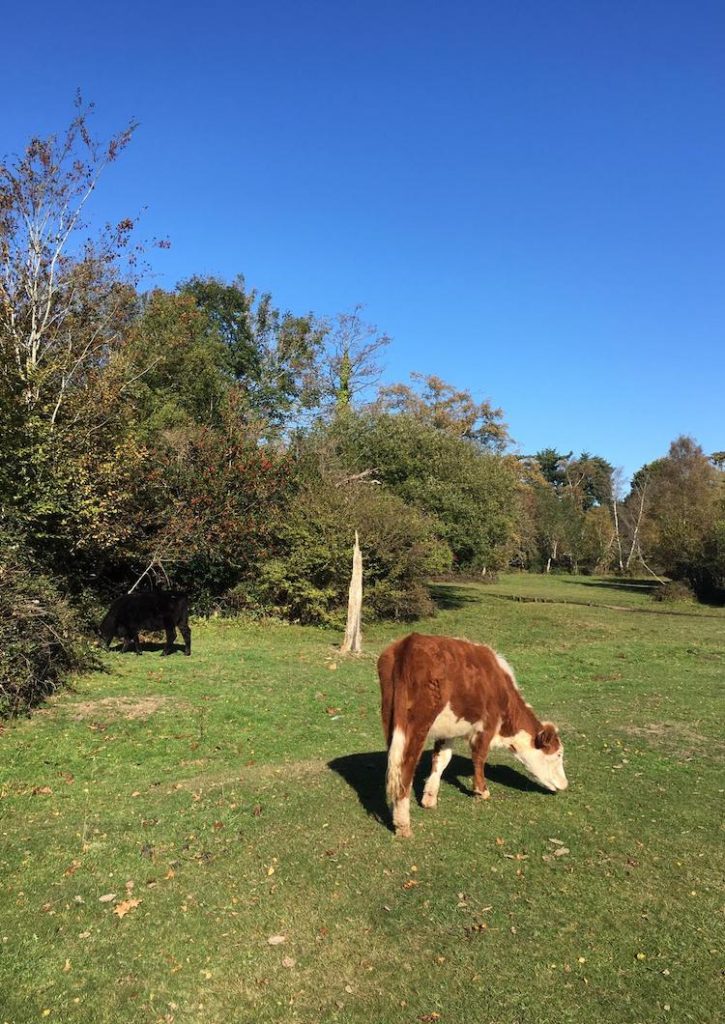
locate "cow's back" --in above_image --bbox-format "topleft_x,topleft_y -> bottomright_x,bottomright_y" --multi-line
378,633 -> 516,738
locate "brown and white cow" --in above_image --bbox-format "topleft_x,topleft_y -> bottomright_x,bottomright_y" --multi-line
378,633 -> 568,836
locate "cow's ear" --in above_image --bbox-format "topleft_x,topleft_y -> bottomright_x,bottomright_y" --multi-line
535,722 -> 559,752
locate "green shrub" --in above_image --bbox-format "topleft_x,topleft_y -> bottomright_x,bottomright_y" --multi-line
0,538 -> 94,716
239,476 -> 451,625
652,580 -> 695,603
329,412 -> 520,571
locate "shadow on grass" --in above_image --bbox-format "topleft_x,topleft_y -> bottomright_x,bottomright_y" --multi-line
109,641 -> 188,656
564,577 -> 658,596
429,583 -> 481,611
328,750 -> 551,833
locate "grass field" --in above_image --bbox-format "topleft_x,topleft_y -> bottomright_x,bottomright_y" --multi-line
1,575 -> 723,1024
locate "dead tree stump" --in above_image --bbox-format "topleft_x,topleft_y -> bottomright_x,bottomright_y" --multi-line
341,530 -> 362,654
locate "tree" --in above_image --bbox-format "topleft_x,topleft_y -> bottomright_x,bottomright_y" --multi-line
180,274 -> 326,430
320,306 -> 390,411
0,94 -> 138,418
246,441 -> 451,624
329,411 -> 520,571
635,436 -> 724,596
0,98 -> 148,575
376,373 -> 510,451
533,448 -> 571,490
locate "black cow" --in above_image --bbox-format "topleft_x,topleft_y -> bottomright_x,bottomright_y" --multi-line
99,591 -> 191,656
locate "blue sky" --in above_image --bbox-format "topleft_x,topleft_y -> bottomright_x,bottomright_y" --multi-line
3,0 -> 724,481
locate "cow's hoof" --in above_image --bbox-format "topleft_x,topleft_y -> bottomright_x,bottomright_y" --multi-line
474,788 -> 491,801
395,825 -> 413,839
184,651 -> 191,657
161,650 -> 171,657
421,792 -> 437,809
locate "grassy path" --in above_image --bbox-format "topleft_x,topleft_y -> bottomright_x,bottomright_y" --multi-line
1,576 -> 723,1023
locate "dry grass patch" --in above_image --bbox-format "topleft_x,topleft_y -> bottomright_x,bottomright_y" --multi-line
66,695 -> 188,721
622,721 -> 724,759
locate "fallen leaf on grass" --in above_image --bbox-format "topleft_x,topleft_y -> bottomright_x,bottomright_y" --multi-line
32,786 -> 53,796
267,934 -> 286,945
553,847 -> 570,857
113,898 -> 141,919
64,860 -> 81,877
63,959 -> 71,973
419,1014 -> 441,1022
325,706 -> 341,715
548,838 -> 565,846
402,879 -> 418,890
98,893 -> 116,903
282,956 -> 296,968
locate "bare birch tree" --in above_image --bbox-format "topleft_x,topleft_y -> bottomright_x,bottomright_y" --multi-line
0,93 -> 139,417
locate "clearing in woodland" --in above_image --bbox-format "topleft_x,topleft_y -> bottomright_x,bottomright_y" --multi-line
0,575 -> 722,1024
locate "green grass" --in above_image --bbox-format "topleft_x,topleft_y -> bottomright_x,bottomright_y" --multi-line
1,576 -> 723,1024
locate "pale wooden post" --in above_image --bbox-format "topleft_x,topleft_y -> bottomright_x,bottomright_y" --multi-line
341,530 -> 363,654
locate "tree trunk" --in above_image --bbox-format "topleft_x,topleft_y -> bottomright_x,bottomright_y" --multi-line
340,530 -> 363,654
612,498 -> 624,572
625,481 -> 647,571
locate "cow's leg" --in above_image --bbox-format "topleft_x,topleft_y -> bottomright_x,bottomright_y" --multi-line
162,619 -> 176,656
387,725 -> 428,838
470,729 -> 495,800
179,621 -> 191,656
422,740 -> 453,809
132,633 -> 142,655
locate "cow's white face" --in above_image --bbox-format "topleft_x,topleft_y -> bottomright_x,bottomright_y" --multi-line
507,724 -> 568,793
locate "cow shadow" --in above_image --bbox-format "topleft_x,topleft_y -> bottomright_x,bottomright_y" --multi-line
109,641 -> 187,655
327,750 -> 551,833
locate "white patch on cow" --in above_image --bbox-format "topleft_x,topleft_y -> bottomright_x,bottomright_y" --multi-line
422,742 -> 453,807
386,726 -> 406,803
489,719 -> 511,750
494,651 -> 520,691
427,702 -> 479,742
496,729 -> 569,792
493,651 -> 535,707
393,794 -> 411,836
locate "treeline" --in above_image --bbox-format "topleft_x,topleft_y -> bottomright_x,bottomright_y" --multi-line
1,104 -> 723,712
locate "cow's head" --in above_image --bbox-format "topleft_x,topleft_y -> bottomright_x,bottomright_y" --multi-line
97,615 -> 114,648
511,722 -> 568,793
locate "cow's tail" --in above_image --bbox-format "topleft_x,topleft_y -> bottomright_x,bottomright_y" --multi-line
379,639 -> 411,807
